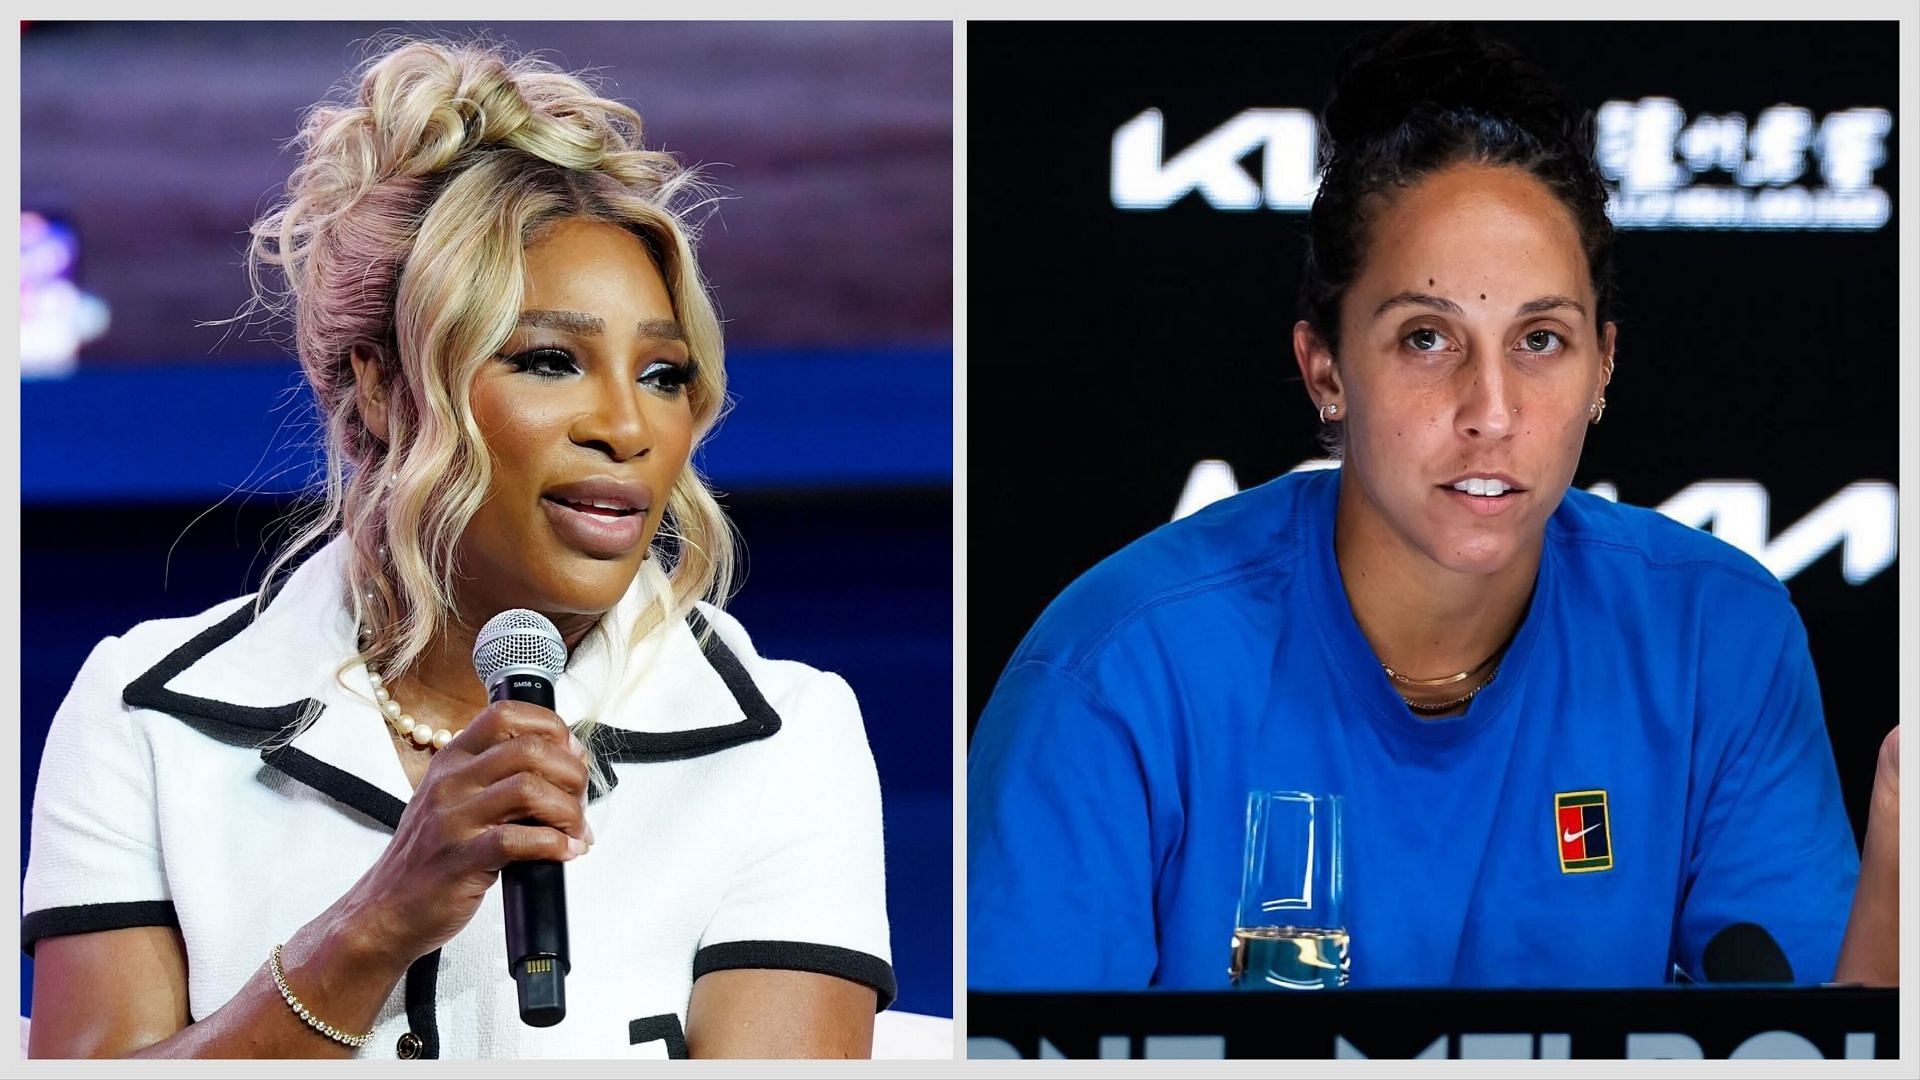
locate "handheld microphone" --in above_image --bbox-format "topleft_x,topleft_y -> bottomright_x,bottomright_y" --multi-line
1701,922 -> 1794,983
473,609 -> 572,1027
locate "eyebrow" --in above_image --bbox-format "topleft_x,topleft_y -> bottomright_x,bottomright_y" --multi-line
517,310 -> 689,341
519,309 -> 604,335
1372,292 -> 1461,319
634,317 -> 688,343
1514,295 -> 1588,320
1371,292 -> 1588,321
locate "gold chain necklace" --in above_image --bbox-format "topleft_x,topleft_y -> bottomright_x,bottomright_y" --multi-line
1384,633 -> 1516,714
1399,664 -> 1500,713
1380,644 -> 1504,688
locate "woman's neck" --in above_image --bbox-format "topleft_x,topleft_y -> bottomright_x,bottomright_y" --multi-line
1332,483 -> 1540,690
393,617 -> 490,717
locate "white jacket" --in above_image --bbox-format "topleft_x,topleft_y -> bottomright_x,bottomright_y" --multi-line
22,538 -> 892,1058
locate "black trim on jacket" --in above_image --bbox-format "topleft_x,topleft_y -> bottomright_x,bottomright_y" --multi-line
260,744 -> 407,831
21,900 -> 180,957
121,601 -> 317,746
403,949 -> 443,1059
589,610 -> 784,772
123,604 -> 781,789
628,1014 -> 691,1058
693,940 -> 897,1012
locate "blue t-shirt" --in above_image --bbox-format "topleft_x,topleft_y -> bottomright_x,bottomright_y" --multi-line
969,467 -> 1859,989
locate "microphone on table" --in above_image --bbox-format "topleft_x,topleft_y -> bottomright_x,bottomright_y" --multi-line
1701,922 -> 1794,983
473,609 -> 573,1028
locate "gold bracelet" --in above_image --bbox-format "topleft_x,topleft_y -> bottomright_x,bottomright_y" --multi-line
269,943 -> 374,1049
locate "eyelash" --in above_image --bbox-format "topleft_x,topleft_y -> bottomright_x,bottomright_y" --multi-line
501,347 -> 700,393
1402,327 -> 1566,356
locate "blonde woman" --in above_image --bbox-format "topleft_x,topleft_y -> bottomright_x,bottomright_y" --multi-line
23,39 -> 891,1059
970,23 -> 1888,992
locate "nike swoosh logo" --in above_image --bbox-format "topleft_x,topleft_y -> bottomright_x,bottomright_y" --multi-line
1563,822 -> 1601,843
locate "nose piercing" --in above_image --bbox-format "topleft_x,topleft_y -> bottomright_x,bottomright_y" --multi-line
1318,402 -> 1341,423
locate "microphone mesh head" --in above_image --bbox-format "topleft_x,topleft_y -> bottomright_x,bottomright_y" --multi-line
472,609 -> 569,688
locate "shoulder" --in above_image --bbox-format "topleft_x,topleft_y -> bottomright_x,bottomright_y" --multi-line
120,593 -> 260,658
1010,468 -> 1331,674
85,540 -> 355,716
68,593 -> 261,703
1549,487 -> 1792,611
34,593 -> 266,822
689,602 -> 866,741
1546,488 -> 1812,692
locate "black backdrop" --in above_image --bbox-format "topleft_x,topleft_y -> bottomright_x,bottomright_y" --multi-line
967,21 -> 1899,845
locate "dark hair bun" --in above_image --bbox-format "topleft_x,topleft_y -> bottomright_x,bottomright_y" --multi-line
1322,23 -> 1576,158
1299,22 -> 1615,369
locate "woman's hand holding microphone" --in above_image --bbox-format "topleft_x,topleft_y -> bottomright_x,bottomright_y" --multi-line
327,700 -> 593,975
268,699 -> 592,1047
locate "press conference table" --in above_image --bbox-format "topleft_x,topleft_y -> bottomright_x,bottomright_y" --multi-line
968,986 -> 1898,1059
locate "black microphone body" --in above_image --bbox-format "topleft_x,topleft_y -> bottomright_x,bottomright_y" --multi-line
491,671 -> 570,1027
1701,922 -> 1794,983
473,609 -> 574,1029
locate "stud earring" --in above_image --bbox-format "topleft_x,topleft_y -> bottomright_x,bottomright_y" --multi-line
1589,397 -> 1607,424
1318,402 -> 1341,423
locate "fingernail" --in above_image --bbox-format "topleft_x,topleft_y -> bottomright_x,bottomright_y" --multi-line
568,836 -> 587,856
584,817 -> 596,845
571,733 -> 588,758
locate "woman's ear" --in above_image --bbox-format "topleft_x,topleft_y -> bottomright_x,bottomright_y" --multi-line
1293,320 -> 1344,413
1599,321 -> 1617,393
349,347 -> 392,445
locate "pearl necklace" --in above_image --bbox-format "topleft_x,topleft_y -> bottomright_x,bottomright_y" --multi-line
367,666 -> 458,751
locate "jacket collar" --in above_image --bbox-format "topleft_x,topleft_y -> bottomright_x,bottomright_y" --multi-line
122,538 -> 781,829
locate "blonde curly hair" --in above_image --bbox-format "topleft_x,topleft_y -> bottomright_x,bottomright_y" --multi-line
246,37 -> 734,752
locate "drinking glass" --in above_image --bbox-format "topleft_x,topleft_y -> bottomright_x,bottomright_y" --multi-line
1229,791 -> 1348,989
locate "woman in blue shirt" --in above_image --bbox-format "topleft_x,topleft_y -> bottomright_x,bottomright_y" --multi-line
970,23 -> 1896,991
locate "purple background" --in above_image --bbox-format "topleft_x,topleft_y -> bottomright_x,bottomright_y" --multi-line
23,20 -> 952,361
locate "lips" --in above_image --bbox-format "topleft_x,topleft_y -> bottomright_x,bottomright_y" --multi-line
1440,471 -> 1525,494
1438,472 -> 1527,517
549,495 -> 639,516
541,477 -> 653,558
